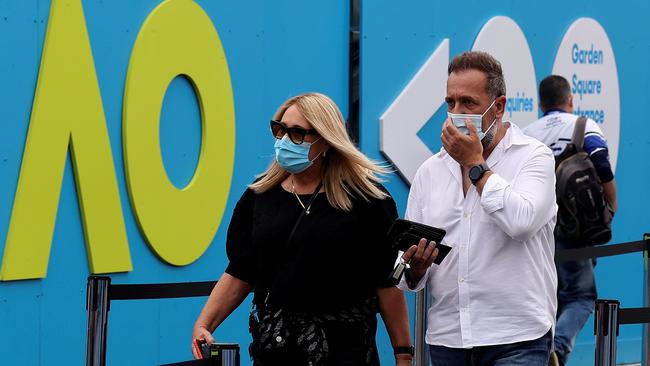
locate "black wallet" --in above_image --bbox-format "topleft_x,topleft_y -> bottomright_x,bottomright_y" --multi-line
387,218 -> 451,265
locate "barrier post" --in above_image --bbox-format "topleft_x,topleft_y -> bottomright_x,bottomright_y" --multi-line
594,299 -> 620,366
85,276 -> 111,366
641,233 -> 650,366
414,287 -> 428,366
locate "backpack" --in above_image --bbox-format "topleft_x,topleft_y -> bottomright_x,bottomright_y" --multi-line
554,116 -> 612,246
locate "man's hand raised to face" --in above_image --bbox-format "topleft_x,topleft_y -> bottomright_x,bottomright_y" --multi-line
441,118 -> 485,169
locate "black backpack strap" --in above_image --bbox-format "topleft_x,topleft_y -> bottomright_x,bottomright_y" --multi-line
572,116 -> 588,151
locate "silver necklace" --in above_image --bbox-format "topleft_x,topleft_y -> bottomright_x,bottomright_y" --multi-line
291,176 -> 316,215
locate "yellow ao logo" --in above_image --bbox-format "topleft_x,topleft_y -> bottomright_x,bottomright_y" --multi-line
1,0 -> 235,281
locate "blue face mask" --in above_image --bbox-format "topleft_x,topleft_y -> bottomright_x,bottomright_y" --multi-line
274,135 -> 322,174
447,99 -> 497,140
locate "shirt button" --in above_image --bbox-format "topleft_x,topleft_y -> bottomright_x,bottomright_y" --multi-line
276,336 -> 283,342
459,278 -> 465,283
463,213 -> 469,218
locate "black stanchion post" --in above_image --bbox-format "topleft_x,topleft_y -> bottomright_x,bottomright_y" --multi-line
85,276 -> 111,366
594,299 -> 620,366
642,233 -> 650,366
414,287 -> 428,366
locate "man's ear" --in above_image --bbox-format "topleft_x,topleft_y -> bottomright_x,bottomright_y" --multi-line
494,95 -> 507,120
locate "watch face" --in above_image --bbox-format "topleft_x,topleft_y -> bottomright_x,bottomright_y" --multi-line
469,165 -> 482,181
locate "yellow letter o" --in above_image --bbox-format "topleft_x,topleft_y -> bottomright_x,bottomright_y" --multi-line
123,0 -> 235,265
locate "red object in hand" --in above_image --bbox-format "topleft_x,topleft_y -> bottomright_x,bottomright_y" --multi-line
193,339 -> 206,359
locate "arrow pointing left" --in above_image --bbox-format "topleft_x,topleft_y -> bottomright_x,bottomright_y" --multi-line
379,39 -> 449,185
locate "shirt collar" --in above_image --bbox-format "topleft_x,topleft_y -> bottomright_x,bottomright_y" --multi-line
543,108 -> 567,116
500,121 -> 529,150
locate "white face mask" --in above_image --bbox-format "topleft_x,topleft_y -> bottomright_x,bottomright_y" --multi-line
447,99 -> 497,140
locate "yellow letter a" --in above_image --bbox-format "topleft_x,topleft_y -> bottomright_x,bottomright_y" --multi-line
0,0 -> 132,280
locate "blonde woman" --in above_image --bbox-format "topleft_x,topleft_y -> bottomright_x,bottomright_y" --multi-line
192,93 -> 412,365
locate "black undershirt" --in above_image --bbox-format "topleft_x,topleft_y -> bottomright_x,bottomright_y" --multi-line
225,183 -> 398,312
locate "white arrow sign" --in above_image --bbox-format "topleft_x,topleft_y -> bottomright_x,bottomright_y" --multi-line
380,39 -> 449,185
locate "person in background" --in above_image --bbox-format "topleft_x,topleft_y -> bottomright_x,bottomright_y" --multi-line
192,92 -> 413,365
524,75 -> 617,366
400,51 -> 558,366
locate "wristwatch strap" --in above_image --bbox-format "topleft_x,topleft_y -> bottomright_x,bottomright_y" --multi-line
393,345 -> 415,355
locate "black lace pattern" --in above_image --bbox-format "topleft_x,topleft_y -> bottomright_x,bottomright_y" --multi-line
249,297 -> 379,366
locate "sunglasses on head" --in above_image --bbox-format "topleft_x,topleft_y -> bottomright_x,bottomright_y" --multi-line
270,120 -> 319,145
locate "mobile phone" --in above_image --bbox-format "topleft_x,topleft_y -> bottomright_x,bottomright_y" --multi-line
201,342 -> 214,359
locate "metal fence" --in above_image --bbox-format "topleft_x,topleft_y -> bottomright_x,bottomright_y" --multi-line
85,276 -> 217,366
86,235 -> 649,366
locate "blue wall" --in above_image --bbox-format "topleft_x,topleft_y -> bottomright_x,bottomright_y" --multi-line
0,1 -> 349,365
360,1 -> 650,365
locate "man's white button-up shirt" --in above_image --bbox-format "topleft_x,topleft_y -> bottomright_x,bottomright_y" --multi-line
401,122 -> 558,348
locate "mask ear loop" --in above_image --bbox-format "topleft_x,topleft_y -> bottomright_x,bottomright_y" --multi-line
307,137 -> 324,163
479,118 -> 498,141
479,99 -> 500,139
480,99 -> 497,118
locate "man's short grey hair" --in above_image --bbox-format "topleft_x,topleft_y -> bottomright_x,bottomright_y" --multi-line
448,51 -> 506,99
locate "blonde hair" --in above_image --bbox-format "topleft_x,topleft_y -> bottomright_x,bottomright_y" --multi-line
249,92 -> 389,211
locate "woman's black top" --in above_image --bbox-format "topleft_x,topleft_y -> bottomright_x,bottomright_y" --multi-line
225,183 -> 398,312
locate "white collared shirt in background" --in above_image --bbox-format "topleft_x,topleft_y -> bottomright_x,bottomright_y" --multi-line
400,122 -> 558,348
523,111 -> 608,157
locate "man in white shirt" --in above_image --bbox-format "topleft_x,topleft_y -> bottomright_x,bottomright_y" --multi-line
524,75 -> 617,366
400,51 -> 558,365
